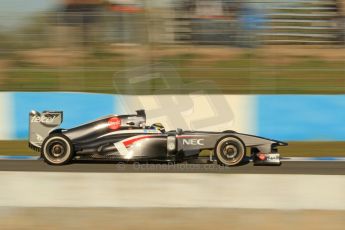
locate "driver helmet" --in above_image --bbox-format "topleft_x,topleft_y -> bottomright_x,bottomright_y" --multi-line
151,123 -> 165,133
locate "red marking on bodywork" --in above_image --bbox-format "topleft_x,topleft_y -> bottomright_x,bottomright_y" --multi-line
108,117 -> 121,130
258,153 -> 267,161
123,135 -> 156,147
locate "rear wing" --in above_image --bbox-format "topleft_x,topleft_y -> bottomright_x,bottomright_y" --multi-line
29,110 -> 63,151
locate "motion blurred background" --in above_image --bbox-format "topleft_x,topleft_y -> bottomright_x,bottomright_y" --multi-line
0,0 -> 344,93
0,0 -> 344,155
0,1 -> 345,229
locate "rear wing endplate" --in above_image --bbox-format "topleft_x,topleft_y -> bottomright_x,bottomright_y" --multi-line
29,110 -> 63,150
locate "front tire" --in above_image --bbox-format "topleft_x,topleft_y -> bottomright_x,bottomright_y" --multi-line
215,136 -> 246,166
41,134 -> 74,165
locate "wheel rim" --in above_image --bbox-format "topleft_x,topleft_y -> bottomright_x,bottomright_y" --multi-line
221,143 -> 238,159
48,141 -> 67,158
43,136 -> 71,164
216,137 -> 244,166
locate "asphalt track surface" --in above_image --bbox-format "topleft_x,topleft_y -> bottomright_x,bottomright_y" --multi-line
0,160 -> 344,175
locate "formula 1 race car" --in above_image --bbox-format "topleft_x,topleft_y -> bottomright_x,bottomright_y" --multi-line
28,110 -> 287,166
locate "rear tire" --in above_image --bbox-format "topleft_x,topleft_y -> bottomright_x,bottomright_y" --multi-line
215,136 -> 246,166
41,134 -> 74,165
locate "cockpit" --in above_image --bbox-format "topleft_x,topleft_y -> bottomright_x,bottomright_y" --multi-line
121,110 -> 165,133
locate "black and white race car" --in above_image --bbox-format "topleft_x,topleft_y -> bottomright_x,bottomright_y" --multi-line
28,110 -> 287,166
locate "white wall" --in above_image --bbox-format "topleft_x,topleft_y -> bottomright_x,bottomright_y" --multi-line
0,93 -> 13,140
118,95 -> 257,133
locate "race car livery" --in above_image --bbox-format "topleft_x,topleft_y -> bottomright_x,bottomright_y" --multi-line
28,110 -> 287,166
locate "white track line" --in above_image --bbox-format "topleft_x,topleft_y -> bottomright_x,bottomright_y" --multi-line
0,172 -> 344,210
281,157 -> 345,162
0,156 -> 39,160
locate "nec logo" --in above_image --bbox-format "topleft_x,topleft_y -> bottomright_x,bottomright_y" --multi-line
182,139 -> 204,146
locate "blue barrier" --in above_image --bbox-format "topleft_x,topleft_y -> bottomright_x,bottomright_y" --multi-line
13,92 -> 118,139
1,92 -> 344,141
258,95 -> 345,141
